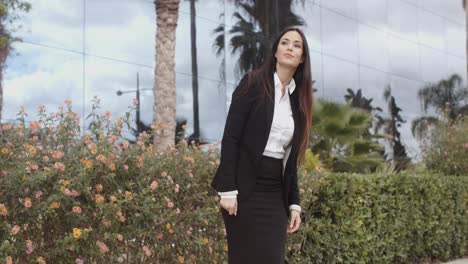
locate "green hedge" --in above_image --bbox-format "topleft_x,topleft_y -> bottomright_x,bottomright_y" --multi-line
286,172 -> 467,264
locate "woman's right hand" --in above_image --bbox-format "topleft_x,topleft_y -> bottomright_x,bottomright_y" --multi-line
220,197 -> 238,216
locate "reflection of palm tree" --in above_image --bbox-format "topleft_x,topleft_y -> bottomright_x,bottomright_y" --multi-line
213,0 -> 305,78
344,88 -> 383,113
188,0 -> 200,145
153,0 -> 180,149
411,74 -> 468,140
375,86 -> 410,171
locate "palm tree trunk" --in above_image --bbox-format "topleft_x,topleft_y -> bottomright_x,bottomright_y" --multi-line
190,0 -> 200,142
153,0 -> 180,150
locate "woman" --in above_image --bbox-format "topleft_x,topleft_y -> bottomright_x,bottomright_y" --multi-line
211,27 -> 313,264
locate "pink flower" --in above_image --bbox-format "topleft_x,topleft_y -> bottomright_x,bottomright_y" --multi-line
122,140 -> 129,149
123,165 -> 129,170
463,143 -> 468,148
6,256 -> 12,264
43,156 -> 49,162
143,245 -> 151,257
168,201 -> 174,208
65,99 -> 72,105
150,181 -> 158,190
53,162 -> 65,172
72,206 -> 82,214
176,208 -> 181,214
117,234 -> 124,241
35,191 -> 43,199
161,171 -> 167,177
11,225 -> 20,235
75,257 -> 84,264
175,184 -> 180,193
25,239 -> 34,254
96,241 -> 109,254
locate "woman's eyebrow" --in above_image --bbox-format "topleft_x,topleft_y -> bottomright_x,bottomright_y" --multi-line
281,37 -> 302,44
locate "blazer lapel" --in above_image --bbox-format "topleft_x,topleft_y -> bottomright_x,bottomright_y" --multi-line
262,74 -> 275,146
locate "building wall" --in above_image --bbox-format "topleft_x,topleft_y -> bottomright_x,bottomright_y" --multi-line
3,0 -> 466,159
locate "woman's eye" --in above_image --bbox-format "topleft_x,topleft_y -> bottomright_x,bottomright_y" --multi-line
295,45 -> 301,48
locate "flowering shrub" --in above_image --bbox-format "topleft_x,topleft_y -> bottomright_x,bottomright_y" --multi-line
0,99 -> 465,263
421,110 -> 468,175
0,99 -> 226,263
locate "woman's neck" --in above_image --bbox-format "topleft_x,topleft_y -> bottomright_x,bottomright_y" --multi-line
275,63 -> 295,88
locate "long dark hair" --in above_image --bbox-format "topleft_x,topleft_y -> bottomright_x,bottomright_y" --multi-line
241,27 -> 314,166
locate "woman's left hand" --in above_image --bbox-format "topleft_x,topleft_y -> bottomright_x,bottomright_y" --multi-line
287,210 -> 301,233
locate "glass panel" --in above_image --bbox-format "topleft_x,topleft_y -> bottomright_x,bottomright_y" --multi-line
358,24 -> 389,72
446,21 -> 465,58
83,56 -> 153,138
85,0 -> 155,67
320,0 -> 358,19
292,1 -> 321,52
418,9 -> 446,51
15,0 -> 83,51
389,75 -> 425,119
3,43 -> 84,125
322,8 -> 359,63
175,13 -> 226,83
388,35 -> 421,81
178,0 -> 224,23
448,55 -> 467,86
422,0 -> 465,25
420,46 -> 448,83
323,55 -> 359,102
388,0 -> 419,42
357,0 -> 387,29
358,66 -> 390,112
310,51 -> 324,98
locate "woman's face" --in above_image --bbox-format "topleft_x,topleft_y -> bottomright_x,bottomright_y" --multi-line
275,30 -> 304,69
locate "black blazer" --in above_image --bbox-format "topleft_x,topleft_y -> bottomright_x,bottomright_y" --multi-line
211,73 -> 301,217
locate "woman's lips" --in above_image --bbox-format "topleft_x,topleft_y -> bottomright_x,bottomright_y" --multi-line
284,53 -> 294,58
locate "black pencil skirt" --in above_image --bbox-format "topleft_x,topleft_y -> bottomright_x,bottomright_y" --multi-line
221,155 -> 288,264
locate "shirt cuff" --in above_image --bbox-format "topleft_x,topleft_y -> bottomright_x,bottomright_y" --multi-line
218,190 -> 238,198
289,204 -> 301,213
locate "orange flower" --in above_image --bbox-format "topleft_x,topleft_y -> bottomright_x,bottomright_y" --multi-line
0,204 -> 8,216
108,162 -> 116,171
1,148 -> 8,155
95,184 -> 103,192
203,238 -> 209,245
49,202 -> 60,209
177,256 -> 185,263
2,124 -> 12,130
24,198 -> 32,208
95,194 -> 105,204
29,121 -> 40,132
64,99 -> 72,106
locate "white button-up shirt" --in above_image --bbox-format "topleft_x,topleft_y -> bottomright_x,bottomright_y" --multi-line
218,72 -> 301,213
262,72 -> 296,158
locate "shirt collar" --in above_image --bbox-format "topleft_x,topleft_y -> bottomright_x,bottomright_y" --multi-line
273,72 -> 296,95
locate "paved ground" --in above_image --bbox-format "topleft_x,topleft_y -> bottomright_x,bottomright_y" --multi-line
444,258 -> 468,264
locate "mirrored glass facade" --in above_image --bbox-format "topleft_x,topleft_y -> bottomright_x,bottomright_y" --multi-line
3,0 -> 466,160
